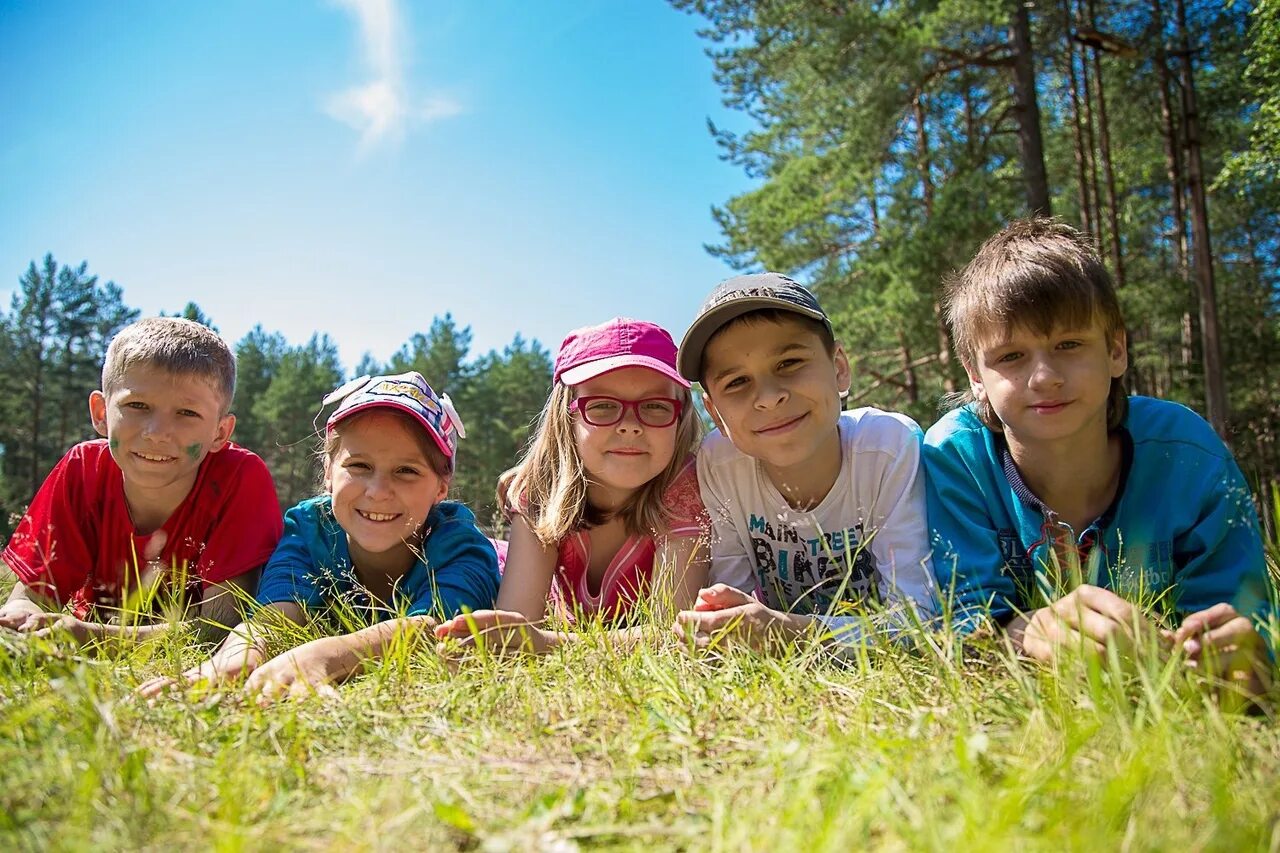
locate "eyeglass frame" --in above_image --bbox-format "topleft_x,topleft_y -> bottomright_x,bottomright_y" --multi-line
569,395 -> 684,428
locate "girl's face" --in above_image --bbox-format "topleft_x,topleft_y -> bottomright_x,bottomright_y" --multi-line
325,410 -> 448,562
966,319 -> 1127,450
571,366 -> 682,510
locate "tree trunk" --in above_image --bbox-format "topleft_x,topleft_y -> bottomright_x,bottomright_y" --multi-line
1087,0 -> 1125,286
1062,0 -> 1094,234
1153,0 -> 1195,390
913,92 -> 956,394
1010,0 -> 1052,215
1174,0 -> 1228,436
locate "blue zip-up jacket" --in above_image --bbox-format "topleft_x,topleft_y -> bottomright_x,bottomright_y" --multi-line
924,396 -> 1271,631
256,496 -> 500,621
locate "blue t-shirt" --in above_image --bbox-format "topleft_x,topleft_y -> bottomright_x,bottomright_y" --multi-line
924,396 -> 1271,631
255,496 -> 499,621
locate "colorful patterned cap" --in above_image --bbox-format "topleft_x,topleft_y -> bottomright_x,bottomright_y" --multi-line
323,371 -> 466,459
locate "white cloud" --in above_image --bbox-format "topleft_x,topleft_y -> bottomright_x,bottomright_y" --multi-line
325,0 -> 461,150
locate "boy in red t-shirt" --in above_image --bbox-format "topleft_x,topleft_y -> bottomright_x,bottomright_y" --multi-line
0,317 -> 283,644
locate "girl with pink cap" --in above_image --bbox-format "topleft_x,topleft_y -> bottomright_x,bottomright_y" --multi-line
435,318 -> 709,653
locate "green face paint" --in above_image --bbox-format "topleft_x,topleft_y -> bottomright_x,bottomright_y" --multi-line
109,437 -> 119,450
185,443 -> 203,462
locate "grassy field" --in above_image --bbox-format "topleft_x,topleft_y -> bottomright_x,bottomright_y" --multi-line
3,587 -> 1280,853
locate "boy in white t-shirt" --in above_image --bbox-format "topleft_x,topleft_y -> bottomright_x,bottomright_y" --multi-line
673,273 -> 937,649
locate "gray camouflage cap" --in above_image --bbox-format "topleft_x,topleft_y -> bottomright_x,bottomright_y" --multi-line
677,272 -> 832,381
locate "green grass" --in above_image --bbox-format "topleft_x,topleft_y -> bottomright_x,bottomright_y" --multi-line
3,595 -> 1279,852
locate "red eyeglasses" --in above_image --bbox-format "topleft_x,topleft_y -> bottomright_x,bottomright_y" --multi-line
570,396 -> 683,428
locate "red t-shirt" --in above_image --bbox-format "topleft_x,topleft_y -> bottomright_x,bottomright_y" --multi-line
2,440 -> 283,619
514,457 -> 708,622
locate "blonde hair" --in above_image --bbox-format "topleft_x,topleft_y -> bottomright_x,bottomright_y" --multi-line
944,217 -> 1129,431
500,379 -> 702,546
102,317 -> 237,412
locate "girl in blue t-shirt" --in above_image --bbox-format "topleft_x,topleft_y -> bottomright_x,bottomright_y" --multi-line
140,371 -> 499,701
924,218 -> 1272,695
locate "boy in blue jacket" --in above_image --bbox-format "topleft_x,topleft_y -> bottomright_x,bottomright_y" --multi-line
925,218 -> 1273,695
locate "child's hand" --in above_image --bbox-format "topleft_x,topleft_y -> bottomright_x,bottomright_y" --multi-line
0,607 -> 68,634
1010,585 -> 1163,662
244,638 -> 346,704
0,601 -> 48,631
673,599 -> 805,651
1172,603 -> 1270,696
434,610 -> 559,656
136,645 -> 266,701
691,583 -> 756,612
28,614 -> 97,645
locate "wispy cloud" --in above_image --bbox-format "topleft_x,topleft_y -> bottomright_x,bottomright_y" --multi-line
325,0 -> 462,150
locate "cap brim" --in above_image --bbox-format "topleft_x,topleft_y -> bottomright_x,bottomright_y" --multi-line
677,297 -> 831,381
326,400 -> 455,459
558,355 -> 691,388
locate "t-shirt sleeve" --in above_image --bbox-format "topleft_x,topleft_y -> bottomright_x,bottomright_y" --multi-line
1,447 -> 95,604
861,418 -> 938,621
923,431 -> 1017,631
697,438 -> 758,594
195,451 -> 283,586
661,457 -> 709,539
1171,452 -> 1272,624
254,504 -> 325,610
408,504 -> 501,618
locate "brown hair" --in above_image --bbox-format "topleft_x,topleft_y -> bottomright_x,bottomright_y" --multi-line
943,218 -> 1128,431
102,317 -> 237,412
700,309 -> 836,385
500,378 -> 702,545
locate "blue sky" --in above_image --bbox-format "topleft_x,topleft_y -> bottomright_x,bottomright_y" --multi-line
0,1 -> 752,371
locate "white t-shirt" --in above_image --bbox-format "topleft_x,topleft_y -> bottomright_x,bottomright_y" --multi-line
697,408 -> 938,640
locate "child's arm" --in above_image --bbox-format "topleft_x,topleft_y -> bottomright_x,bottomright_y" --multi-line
136,601 -> 305,699
858,416 -> 938,624
923,429 -> 1022,631
0,577 -> 61,630
244,615 -> 439,701
440,533 -> 713,656
495,515 -> 558,619
432,512 -> 556,651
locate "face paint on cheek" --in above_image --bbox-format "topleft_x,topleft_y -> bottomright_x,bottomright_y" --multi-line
109,437 -> 119,451
184,443 -> 203,462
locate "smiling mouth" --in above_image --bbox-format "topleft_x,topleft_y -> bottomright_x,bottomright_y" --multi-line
756,412 -> 807,435
1030,401 -> 1070,412
132,451 -> 176,463
356,509 -> 401,522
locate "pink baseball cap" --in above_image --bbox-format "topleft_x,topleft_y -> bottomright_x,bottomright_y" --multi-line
554,318 -> 691,388
322,371 -> 466,460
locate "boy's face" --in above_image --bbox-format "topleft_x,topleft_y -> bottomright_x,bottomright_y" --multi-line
701,315 -> 850,473
965,319 -> 1127,448
89,365 -> 235,498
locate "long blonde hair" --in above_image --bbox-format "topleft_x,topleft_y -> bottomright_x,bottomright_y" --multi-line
499,379 -> 702,546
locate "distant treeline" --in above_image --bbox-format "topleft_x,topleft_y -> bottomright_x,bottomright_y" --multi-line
676,0 -> 1279,483
0,257 -> 552,537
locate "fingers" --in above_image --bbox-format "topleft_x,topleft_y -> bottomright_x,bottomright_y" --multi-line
1174,603 -> 1240,646
137,676 -> 180,700
675,604 -> 744,632
434,610 -> 525,639
693,584 -> 754,612
1050,586 -> 1153,646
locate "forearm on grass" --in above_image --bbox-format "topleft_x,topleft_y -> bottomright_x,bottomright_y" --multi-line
301,616 -> 439,682
1,579 -> 56,617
